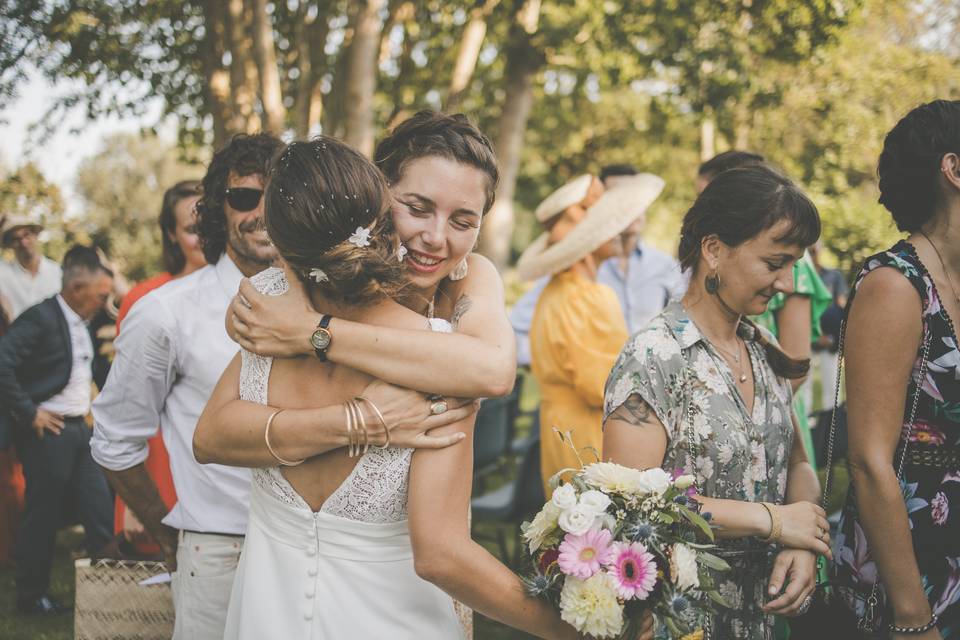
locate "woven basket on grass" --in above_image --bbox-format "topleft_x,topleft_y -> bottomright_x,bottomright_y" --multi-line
74,558 -> 174,640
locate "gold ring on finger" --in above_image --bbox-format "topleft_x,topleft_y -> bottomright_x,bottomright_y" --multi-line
428,395 -> 448,415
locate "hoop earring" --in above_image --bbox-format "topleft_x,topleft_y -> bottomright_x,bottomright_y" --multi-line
449,258 -> 468,281
705,270 -> 720,295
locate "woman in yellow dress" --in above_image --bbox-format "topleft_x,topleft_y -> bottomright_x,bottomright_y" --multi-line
517,172 -> 666,494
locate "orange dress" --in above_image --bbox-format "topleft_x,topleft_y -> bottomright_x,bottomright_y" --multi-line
530,271 -> 629,496
114,273 -> 178,555
0,303 -> 24,565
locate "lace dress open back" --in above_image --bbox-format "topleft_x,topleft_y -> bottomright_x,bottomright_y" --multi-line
223,268 -> 466,639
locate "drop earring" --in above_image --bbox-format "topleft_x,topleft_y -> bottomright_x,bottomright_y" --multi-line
449,258 -> 469,281
705,270 -> 720,295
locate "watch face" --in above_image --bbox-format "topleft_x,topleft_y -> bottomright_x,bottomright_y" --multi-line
310,328 -> 331,350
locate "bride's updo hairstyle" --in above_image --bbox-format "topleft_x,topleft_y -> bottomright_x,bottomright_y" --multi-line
374,110 -> 499,214
264,136 -> 406,306
878,99 -> 960,232
678,165 -> 822,379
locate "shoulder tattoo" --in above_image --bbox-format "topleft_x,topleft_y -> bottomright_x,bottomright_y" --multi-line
609,393 -> 656,427
450,294 -> 473,330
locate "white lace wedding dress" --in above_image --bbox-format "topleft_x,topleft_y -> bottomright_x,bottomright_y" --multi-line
223,268 -> 466,639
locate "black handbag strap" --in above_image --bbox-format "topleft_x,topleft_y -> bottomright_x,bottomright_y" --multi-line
819,317 -> 931,510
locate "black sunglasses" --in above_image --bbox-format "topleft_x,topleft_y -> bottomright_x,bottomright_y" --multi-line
225,187 -> 264,212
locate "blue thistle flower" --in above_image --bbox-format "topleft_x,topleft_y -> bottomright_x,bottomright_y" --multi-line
670,594 -> 690,615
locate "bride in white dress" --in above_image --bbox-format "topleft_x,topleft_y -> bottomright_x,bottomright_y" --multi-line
194,137 -> 601,639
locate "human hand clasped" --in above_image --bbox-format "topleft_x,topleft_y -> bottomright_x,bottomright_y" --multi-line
229,276 -> 318,357
359,379 -> 476,449
769,501 -> 832,558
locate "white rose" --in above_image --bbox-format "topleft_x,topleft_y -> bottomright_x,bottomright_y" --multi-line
636,468 -> 672,495
522,502 -> 561,553
558,505 -> 596,536
594,512 -> 617,532
551,483 -> 578,511
673,474 -> 696,490
579,490 -> 612,515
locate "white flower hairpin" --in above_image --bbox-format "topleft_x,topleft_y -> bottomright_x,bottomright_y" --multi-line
396,243 -> 408,263
348,226 -> 372,248
309,268 -> 329,283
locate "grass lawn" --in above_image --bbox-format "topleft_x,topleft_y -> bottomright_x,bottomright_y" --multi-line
0,529 -> 82,639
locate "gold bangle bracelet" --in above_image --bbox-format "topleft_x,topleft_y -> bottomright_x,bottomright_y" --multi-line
347,400 -> 362,457
355,396 -> 389,449
264,409 -> 305,467
352,399 -> 370,456
760,502 -> 783,543
344,401 -> 356,457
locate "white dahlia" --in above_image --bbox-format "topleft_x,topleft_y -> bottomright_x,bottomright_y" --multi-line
671,543 -> 700,591
559,573 -> 625,639
582,462 -> 646,495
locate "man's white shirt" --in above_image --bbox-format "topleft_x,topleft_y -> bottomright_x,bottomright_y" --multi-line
40,295 -> 94,417
91,255 -> 251,535
0,256 -> 62,320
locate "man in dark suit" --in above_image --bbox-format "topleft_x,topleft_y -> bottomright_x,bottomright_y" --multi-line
0,245 -> 115,615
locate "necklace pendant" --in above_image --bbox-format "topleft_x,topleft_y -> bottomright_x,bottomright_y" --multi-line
739,373 -> 748,383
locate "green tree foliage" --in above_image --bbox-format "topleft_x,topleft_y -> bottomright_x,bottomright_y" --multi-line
74,133 -> 204,281
2,0 -> 959,278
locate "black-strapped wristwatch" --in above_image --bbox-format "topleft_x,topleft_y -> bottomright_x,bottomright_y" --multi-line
310,314 -> 333,361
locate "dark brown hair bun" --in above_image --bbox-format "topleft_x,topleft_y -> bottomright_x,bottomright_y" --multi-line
265,136 -> 406,307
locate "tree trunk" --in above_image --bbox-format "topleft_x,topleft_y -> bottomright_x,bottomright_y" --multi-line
445,0 -> 500,112
250,0 -> 285,135
378,0 -> 413,66
226,0 -> 259,133
322,8 -> 358,140
342,0 -> 385,157
200,0 -> 231,148
477,5 -> 542,269
700,111 -> 716,161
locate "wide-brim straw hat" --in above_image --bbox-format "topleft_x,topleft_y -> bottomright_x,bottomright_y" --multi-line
516,173 -> 665,281
1,215 -> 43,246
533,174 -> 594,223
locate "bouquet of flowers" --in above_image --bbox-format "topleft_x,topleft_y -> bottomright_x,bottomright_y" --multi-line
520,447 -> 729,639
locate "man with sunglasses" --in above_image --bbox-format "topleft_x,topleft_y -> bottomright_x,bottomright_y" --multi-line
91,133 -> 283,639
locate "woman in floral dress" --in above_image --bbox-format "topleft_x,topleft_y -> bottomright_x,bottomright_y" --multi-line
833,100 -> 960,639
604,166 -> 831,639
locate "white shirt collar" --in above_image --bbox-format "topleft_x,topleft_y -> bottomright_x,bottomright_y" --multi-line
214,253 -> 245,299
55,294 -> 87,327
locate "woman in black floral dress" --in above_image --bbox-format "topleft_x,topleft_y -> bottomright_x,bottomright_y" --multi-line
834,99 -> 960,639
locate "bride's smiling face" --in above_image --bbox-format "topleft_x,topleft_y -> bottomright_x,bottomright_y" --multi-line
389,155 -> 488,290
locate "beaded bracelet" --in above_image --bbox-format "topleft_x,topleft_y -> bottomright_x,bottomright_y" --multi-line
889,613 -> 939,635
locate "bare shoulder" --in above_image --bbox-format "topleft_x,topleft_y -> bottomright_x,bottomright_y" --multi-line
851,266 -> 922,319
437,253 -> 504,310
454,253 -> 504,296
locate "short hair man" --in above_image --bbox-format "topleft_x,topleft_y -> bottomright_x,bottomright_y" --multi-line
91,133 -> 283,639
510,164 -> 686,364
0,245 -> 115,615
0,216 -> 62,321
695,150 -> 766,193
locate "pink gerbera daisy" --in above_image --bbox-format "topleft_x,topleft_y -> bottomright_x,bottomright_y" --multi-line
608,542 -> 658,600
557,528 -> 614,579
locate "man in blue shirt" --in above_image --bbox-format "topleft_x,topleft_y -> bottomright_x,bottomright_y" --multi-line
510,165 -> 685,365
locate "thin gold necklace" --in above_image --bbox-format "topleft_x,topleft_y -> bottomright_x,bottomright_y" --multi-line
920,231 -> 960,306
711,336 -> 749,383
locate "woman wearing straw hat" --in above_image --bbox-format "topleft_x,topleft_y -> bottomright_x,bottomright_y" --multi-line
517,173 -> 665,495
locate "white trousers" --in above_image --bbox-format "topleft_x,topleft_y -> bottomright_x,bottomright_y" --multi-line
171,530 -> 243,640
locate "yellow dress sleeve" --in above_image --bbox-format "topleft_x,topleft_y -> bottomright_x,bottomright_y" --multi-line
554,280 -> 630,409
